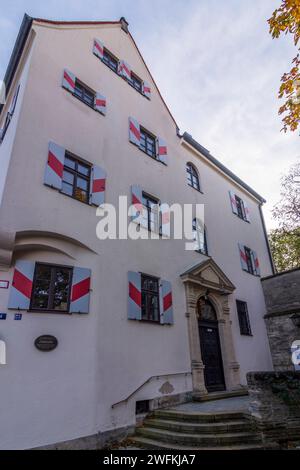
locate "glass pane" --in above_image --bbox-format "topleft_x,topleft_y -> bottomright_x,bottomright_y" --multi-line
61,182 -> 73,196
149,294 -> 159,321
35,264 -> 51,281
74,188 -> 88,203
77,176 -> 88,191
83,91 -> 93,106
77,163 -> 89,176
31,279 -> 50,309
63,170 -> 74,185
64,156 -> 75,170
53,268 -> 71,311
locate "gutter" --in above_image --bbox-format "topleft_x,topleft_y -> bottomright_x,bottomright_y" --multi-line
0,14 -> 32,116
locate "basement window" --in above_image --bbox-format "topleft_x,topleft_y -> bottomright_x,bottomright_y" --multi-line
136,400 -> 150,415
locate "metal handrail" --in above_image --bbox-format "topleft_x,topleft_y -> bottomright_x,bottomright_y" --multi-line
111,371 -> 191,408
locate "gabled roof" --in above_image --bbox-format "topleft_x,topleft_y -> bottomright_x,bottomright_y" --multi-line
1,14 -> 265,205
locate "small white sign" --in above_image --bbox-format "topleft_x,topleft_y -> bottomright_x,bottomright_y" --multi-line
0,340 -> 6,365
0,281 -> 9,289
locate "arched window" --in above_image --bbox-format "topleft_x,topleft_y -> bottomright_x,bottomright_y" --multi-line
186,162 -> 200,191
192,218 -> 208,255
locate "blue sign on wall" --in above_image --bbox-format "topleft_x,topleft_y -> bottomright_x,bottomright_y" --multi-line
14,313 -> 22,320
0,313 -> 7,320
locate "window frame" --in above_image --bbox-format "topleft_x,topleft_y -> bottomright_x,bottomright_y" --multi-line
236,300 -> 252,336
0,85 -> 20,144
102,48 -> 119,73
129,72 -> 143,93
235,195 -> 247,221
142,192 -> 160,233
186,163 -> 201,192
141,273 -> 160,323
244,246 -> 255,275
192,218 -> 208,255
140,127 -> 157,160
61,151 -> 92,205
29,262 -> 73,314
73,79 -> 95,109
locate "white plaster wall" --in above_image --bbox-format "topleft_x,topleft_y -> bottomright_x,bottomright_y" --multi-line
0,22 -> 272,449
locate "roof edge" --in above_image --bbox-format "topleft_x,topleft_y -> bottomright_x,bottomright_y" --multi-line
0,14 -> 33,115
182,132 -> 266,204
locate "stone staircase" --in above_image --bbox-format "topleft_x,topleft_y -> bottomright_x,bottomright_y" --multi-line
130,408 -> 269,450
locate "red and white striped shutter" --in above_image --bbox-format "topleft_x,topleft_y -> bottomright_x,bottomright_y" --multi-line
90,165 -> 106,206
62,69 -> 76,93
118,60 -> 131,81
238,243 -> 248,271
229,191 -> 238,215
157,137 -> 168,165
94,92 -> 106,115
160,279 -> 174,324
243,200 -> 250,222
128,271 -> 142,320
129,117 -> 141,147
93,38 -> 104,60
160,203 -> 170,238
131,185 -> 143,223
8,261 -> 35,310
252,250 -> 260,276
142,81 -> 151,99
69,267 -> 91,314
44,142 -> 65,190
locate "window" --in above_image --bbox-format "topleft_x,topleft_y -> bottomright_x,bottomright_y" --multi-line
235,195 -> 246,220
30,264 -> 72,312
140,128 -> 156,158
186,163 -> 200,191
236,300 -> 252,336
73,80 -> 95,107
102,49 -> 118,72
61,153 -> 91,204
141,274 -> 160,322
244,246 -> 255,275
192,218 -> 208,255
0,85 -> 20,144
130,73 -> 143,93
142,193 -> 160,232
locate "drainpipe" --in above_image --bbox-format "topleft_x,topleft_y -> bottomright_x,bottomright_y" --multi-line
259,203 -> 276,275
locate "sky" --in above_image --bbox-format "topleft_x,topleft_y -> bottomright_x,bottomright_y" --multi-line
0,0 -> 299,230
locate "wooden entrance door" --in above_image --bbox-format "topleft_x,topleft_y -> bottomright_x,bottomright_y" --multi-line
198,298 -> 225,392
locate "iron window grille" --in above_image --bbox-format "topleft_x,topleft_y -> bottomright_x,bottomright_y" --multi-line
236,300 -> 252,336
30,263 -> 72,313
61,153 -> 91,204
244,246 -> 255,275
141,274 -> 160,322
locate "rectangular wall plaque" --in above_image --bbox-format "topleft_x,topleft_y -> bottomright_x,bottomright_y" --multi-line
0,281 -> 9,289
0,313 -> 7,320
14,314 -> 22,321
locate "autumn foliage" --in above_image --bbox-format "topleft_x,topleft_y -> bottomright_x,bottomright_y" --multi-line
268,0 -> 300,132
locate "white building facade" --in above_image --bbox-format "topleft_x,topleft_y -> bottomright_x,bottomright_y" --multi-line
0,15 -> 274,449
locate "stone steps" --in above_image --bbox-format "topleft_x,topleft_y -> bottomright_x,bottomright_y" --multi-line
135,426 -> 261,446
144,418 -> 250,434
129,404 -> 265,450
131,436 -> 272,450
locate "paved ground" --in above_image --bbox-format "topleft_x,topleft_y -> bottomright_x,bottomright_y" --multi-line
170,396 -> 250,413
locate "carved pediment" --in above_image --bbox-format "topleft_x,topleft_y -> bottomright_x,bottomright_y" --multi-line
180,258 -> 235,294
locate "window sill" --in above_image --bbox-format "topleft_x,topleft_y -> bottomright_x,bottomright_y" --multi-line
240,333 -> 253,337
188,184 -> 203,194
135,145 -> 166,165
242,269 -> 260,277
129,318 -> 169,325
27,309 -> 71,315
58,189 -> 92,207
235,213 -> 250,223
